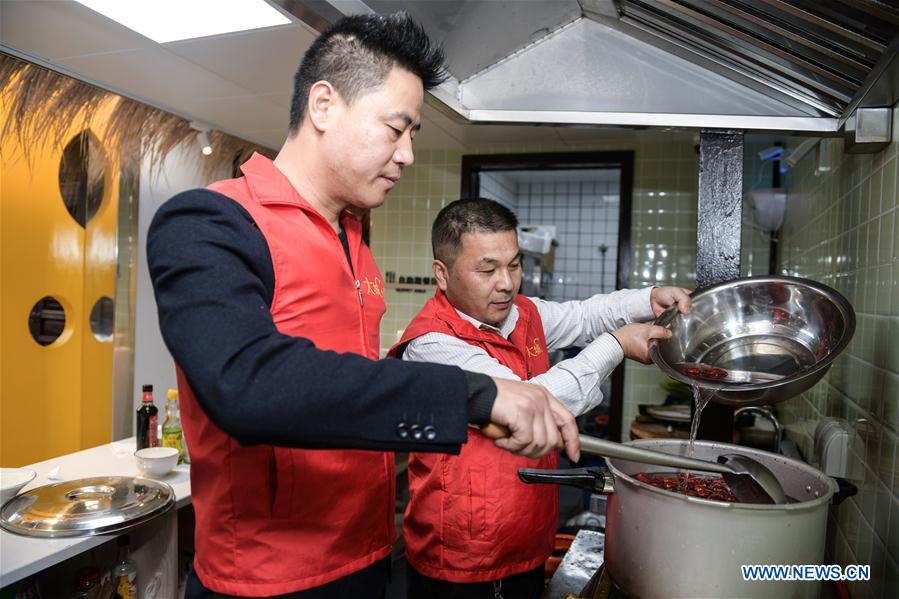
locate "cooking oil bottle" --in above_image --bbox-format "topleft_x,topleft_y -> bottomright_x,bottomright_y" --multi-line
161,388 -> 188,464
113,535 -> 137,599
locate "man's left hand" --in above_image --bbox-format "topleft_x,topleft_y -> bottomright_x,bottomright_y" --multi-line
651,286 -> 692,317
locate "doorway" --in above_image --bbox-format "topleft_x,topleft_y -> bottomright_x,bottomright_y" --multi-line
460,152 -> 634,441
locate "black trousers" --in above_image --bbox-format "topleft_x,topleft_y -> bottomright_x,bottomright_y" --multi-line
185,558 -> 389,599
406,563 -> 544,599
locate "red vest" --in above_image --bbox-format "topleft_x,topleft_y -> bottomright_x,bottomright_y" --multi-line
389,291 -> 558,582
176,153 -> 393,596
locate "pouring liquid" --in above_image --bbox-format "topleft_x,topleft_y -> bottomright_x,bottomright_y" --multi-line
681,384 -> 725,492
688,385 -> 723,455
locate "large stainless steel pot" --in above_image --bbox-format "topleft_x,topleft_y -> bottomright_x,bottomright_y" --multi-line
521,439 -> 854,598
650,275 -> 855,406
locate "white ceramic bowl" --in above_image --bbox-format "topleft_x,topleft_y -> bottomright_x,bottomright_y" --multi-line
0,468 -> 37,504
134,447 -> 179,477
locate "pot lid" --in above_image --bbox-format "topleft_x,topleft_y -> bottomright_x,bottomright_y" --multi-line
0,476 -> 174,538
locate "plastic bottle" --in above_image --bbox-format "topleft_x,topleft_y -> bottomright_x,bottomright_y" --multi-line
162,388 -> 188,464
136,384 -> 158,450
113,535 -> 137,599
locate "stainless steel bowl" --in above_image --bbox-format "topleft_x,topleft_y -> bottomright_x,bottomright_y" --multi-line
649,276 -> 855,406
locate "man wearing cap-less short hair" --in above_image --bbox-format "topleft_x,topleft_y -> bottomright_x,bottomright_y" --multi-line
390,198 -> 691,598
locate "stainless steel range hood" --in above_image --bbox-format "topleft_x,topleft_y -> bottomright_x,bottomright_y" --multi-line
282,0 -> 899,134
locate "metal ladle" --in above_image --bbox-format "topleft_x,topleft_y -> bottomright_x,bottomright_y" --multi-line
482,425 -> 786,504
578,435 -> 785,504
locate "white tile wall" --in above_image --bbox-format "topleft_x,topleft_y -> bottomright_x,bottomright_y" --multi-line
479,171 -> 519,211
515,179 -> 620,300
776,121 -> 899,598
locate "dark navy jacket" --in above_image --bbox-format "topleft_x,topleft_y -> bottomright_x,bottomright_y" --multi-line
147,189 -> 495,454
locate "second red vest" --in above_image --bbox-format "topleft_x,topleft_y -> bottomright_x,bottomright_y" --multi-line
389,291 -> 558,582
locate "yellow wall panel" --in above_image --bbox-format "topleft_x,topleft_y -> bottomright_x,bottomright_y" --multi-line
80,155 -> 118,450
1,97 -> 117,466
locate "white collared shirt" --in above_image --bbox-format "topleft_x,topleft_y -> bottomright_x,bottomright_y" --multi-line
402,287 -> 656,416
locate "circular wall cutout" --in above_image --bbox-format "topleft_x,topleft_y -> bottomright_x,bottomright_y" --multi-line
58,130 -> 107,228
89,296 -> 115,342
28,296 -> 66,346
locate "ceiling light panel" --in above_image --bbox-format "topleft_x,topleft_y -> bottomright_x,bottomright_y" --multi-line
74,0 -> 291,44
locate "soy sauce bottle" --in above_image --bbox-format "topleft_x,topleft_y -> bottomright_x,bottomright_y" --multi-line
136,384 -> 158,450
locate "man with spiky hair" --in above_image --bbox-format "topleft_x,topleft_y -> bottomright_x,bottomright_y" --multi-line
148,12 -> 579,599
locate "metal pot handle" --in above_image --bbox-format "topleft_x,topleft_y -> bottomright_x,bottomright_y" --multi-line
518,466 -> 614,495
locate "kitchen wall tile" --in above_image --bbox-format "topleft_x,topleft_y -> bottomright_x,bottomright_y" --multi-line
888,497 -> 899,564
515,178 -> 621,301
858,517 -> 875,575
885,374 -> 899,435
871,539 -> 888,599
886,555 -> 899,598
846,497 -> 862,556
860,464 -> 880,530
778,99 -> 899,597
835,523 -> 850,567
892,431 -> 899,502
877,264 -> 892,315
882,157 -> 896,202
480,171 -> 518,210
874,479 -> 893,545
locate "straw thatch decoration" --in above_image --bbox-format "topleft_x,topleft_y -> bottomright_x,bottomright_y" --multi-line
1,53 -> 275,179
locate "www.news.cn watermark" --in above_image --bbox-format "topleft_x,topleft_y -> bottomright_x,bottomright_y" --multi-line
742,564 -> 870,581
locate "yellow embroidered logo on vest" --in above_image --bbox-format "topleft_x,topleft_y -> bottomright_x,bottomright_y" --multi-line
362,276 -> 384,298
525,337 -> 544,358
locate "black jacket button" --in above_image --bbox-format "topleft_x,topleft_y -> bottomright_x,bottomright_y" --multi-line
410,424 -> 423,440
424,425 -> 437,440
395,422 -> 409,439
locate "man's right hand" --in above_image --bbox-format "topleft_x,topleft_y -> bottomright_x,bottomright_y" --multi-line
611,323 -> 672,364
488,379 -> 580,462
